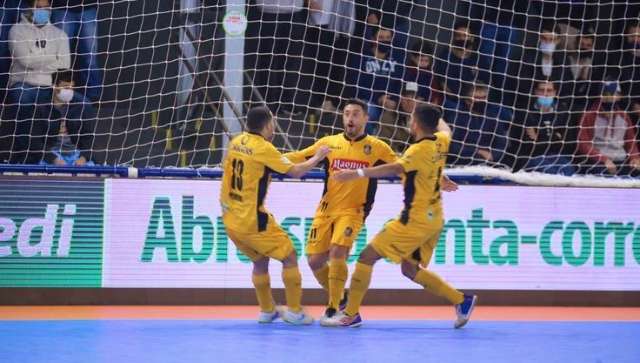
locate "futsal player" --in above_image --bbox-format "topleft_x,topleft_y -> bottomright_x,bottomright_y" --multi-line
220,106 -> 330,325
326,103 -> 477,328
284,98 -> 397,325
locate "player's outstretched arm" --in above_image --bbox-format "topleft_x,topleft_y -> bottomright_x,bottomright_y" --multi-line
287,145 -> 331,178
332,162 -> 404,182
436,118 -> 452,137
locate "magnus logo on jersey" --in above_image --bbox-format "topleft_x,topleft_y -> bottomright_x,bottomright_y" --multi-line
331,159 -> 370,170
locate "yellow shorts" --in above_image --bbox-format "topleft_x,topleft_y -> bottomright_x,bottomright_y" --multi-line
305,215 -> 363,255
226,215 -> 294,262
370,218 -> 443,266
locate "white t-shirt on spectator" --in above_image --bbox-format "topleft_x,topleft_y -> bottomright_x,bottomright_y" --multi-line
310,0 -> 334,26
257,0 -> 304,14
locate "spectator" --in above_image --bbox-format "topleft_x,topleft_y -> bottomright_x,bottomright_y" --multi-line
245,0 -> 309,115
50,0 -> 102,102
566,28 -> 605,112
348,26 -> 403,133
433,20 -> 491,103
44,119 -> 94,166
7,0 -> 70,163
518,22 -> 574,107
515,80 -> 576,175
403,41 -> 441,105
378,81 -> 415,152
443,82 -> 510,166
619,21 -> 640,122
577,80 -> 640,176
0,0 -> 26,103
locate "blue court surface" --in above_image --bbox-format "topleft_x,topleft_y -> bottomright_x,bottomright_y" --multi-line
1,320 -> 638,363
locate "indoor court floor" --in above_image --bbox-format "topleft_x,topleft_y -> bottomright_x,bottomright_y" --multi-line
1,306 -> 639,363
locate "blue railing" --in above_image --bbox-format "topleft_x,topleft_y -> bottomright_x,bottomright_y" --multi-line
0,164 -> 514,185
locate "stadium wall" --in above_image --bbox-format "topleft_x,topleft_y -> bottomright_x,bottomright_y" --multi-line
0,176 -> 639,306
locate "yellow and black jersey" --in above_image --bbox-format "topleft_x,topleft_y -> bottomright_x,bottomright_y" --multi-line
396,131 -> 450,225
220,132 -> 293,233
285,133 -> 396,218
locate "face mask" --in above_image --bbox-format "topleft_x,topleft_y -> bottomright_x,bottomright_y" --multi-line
57,88 -> 74,103
32,8 -> 51,25
539,41 -> 556,55
600,101 -> 617,112
536,96 -> 554,108
377,42 -> 391,54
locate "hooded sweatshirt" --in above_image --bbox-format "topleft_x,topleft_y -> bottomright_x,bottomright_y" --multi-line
9,13 -> 70,87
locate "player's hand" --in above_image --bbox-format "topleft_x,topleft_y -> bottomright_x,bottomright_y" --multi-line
477,148 -> 493,162
630,158 -> 640,170
440,175 -> 458,192
308,0 -> 322,11
604,159 -> 617,174
314,145 -> 331,160
332,169 -> 358,182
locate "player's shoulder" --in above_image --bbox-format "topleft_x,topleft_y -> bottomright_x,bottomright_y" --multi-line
435,131 -> 451,143
366,134 -> 393,148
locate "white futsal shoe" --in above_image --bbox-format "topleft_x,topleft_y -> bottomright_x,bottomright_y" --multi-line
258,306 -> 286,323
282,308 -> 314,325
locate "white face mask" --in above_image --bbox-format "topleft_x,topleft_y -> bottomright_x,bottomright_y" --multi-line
57,88 -> 74,103
539,41 -> 556,55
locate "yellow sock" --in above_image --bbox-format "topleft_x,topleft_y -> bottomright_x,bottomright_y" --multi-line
413,269 -> 464,305
344,262 -> 373,316
282,266 -> 303,313
251,273 -> 274,312
312,264 -> 330,291
328,258 -> 348,309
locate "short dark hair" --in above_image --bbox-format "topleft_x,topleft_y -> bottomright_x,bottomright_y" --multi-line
343,98 -> 368,114
413,103 -> 441,131
53,70 -> 73,86
246,106 -> 272,132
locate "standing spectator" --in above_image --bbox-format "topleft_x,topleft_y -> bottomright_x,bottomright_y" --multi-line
443,82 -> 510,166
518,22 -> 574,108
50,0 -> 102,102
577,80 -> 640,176
348,26 -> 403,133
516,80 -> 576,175
403,41 -> 441,105
566,28 -> 605,113
433,20 -> 491,103
245,0 -> 309,115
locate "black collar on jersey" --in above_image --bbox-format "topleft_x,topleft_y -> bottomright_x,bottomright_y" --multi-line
247,131 -> 263,137
413,135 -> 437,143
343,132 -> 368,142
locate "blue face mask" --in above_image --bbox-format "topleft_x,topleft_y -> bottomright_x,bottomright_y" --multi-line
537,96 -> 554,108
32,9 -> 51,25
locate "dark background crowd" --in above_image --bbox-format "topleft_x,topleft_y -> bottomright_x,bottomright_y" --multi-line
1,0 -> 639,176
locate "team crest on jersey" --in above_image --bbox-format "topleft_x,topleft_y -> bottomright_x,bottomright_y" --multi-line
363,144 -> 372,155
241,136 -> 249,145
344,227 -> 353,237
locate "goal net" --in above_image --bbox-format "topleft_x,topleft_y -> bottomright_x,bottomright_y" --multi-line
0,0 -> 639,182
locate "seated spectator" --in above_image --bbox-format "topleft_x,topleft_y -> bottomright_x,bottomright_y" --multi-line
518,21 -> 574,106
443,82 -> 510,166
433,20 -> 491,103
577,80 -> 640,176
516,80 -> 576,176
403,41 -> 441,105
7,0 -> 71,163
43,119 -> 94,166
378,81 -> 415,152
349,26 -> 403,133
51,0 -> 102,102
567,28 -> 605,112
619,20 -> 640,124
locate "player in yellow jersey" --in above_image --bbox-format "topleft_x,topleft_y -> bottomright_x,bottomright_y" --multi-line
220,106 -> 330,325
284,99 -> 397,325
326,103 -> 477,328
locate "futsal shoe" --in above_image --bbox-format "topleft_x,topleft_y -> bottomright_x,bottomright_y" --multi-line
282,309 -> 314,325
319,307 -> 337,326
257,306 -> 285,323
454,294 -> 478,329
322,311 -> 363,328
